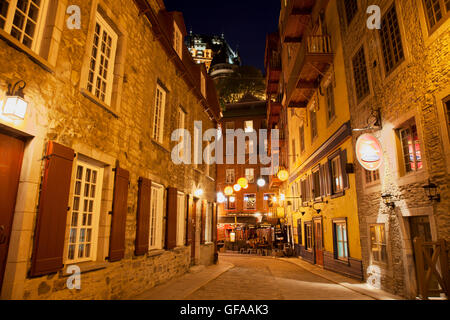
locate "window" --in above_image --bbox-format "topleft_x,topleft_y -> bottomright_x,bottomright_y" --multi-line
226,196 -> 236,210
310,109 -> 318,141
305,222 -> 313,251
86,13 -> 118,105
352,46 -> 370,102
225,121 -> 235,130
173,22 -> 182,57
301,179 -> 308,205
153,84 -> 166,144
370,224 -> 387,263
226,169 -> 235,184
244,194 -> 256,210
67,160 -> 104,263
312,168 -> 321,199
330,155 -> 344,194
365,169 -> 380,184
344,0 -> 358,25
299,125 -> 305,153
176,192 -> 186,247
334,220 -> 349,260
422,0 -> 450,32
149,183 -> 164,250
245,139 -> 254,154
0,0 -> 47,50
245,168 -> 255,183
177,106 -> 186,159
326,84 -> 336,123
244,120 -> 254,133
399,121 -> 423,173
380,4 -> 405,74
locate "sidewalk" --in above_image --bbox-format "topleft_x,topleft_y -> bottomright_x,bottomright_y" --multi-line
279,257 -> 403,300
132,261 -> 234,300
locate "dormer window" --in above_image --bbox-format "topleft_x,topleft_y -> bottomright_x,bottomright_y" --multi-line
173,21 -> 182,58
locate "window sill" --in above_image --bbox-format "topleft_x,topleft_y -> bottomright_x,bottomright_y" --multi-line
331,191 -> 345,199
147,249 -> 165,257
151,139 -> 170,153
80,89 -> 119,119
61,261 -> 109,277
397,169 -> 429,187
0,29 -> 55,73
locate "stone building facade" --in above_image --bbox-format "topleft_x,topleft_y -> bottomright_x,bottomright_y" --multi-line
336,0 -> 450,298
0,0 -> 220,300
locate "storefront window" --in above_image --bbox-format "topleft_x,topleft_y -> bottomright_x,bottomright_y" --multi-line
370,224 -> 387,263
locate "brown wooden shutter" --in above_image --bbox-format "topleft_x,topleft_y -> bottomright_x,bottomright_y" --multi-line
30,141 -> 74,277
135,177 -> 151,256
201,201 -> 206,244
341,149 -> 349,190
109,167 -> 129,262
186,195 -> 193,245
324,161 -> 332,196
165,187 -> 178,250
212,203 -> 217,243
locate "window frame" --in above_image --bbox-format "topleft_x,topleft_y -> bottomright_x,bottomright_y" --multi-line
398,120 -> 423,174
245,168 -> 255,184
0,0 -> 49,53
176,191 -> 186,247
421,0 -> 450,33
152,84 -> 167,144
66,159 -> 104,264
304,221 -> 313,251
325,84 -> 336,125
329,154 -> 344,195
333,219 -> 349,261
312,166 -> 322,200
343,0 -> 358,26
299,124 -> 305,154
226,168 -> 235,184
244,120 -> 254,133
149,182 -> 165,251
310,109 -> 318,142
173,21 -> 183,58
244,193 -> 257,210
369,224 -> 388,265
352,46 -> 371,103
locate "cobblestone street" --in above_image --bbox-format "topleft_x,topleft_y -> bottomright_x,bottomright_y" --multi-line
134,254 -> 402,300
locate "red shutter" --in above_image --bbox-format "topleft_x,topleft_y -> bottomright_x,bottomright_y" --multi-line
30,141 -> 74,277
186,195 -> 193,245
135,177 -> 151,256
109,167 -> 129,262
165,187 -> 178,250
201,201 -> 206,244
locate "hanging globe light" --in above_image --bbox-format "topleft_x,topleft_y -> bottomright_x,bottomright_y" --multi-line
237,177 -> 248,188
277,168 -> 289,182
217,192 -> 226,203
224,186 -> 234,196
233,184 -> 242,192
257,178 -> 266,187
243,184 -> 249,190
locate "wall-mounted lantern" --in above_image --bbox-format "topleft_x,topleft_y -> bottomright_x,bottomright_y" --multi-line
194,189 -> 203,197
422,179 -> 441,203
2,80 -> 28,119
381,193 -> 396,209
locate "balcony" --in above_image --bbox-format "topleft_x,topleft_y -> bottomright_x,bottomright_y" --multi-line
265,32 -> 282,95
280,0 -> 314,43
286,34 -> 334,109
267,94 -> 283,129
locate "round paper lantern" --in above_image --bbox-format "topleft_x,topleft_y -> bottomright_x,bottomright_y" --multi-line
277,169 -> 289,182
233,184 -> 242,192
237,177 -> 248,188
224,186 -> 234,196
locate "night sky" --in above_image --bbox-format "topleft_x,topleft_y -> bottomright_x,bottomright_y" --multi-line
164,0 -> 281,73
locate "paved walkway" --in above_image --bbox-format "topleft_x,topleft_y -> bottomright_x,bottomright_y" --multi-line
132,254 -> 403,300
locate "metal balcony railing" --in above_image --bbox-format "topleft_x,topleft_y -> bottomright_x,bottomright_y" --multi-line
307,35 -> 332,54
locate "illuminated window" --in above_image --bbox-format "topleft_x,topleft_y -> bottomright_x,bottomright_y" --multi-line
152,84 -> 166,144
334,220 -> 349,260
245,168 -> 255,183
344,0 -> 358,25
380,4 -> 405,74
370,224 -> 387,263
330,155 -> 344,194
244,194 -> 256,210
352,46 -> 370,102
0,0 -> 48,50
422,0 -> 450,32
86,13 -> 118,105
244,120 -> 254,132
225,196 -> 236,210
399,120 -> 423,173
67,160 -> 104,263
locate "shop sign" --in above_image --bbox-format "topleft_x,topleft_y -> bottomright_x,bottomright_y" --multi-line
356,134 -> 383,171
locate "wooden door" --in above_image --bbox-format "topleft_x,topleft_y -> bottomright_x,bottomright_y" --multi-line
314,219 -> 324,266
190,199 -> 198,264
0,133 -> 24,290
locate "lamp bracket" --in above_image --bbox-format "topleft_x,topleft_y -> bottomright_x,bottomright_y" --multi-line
7,80 -> 27,98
